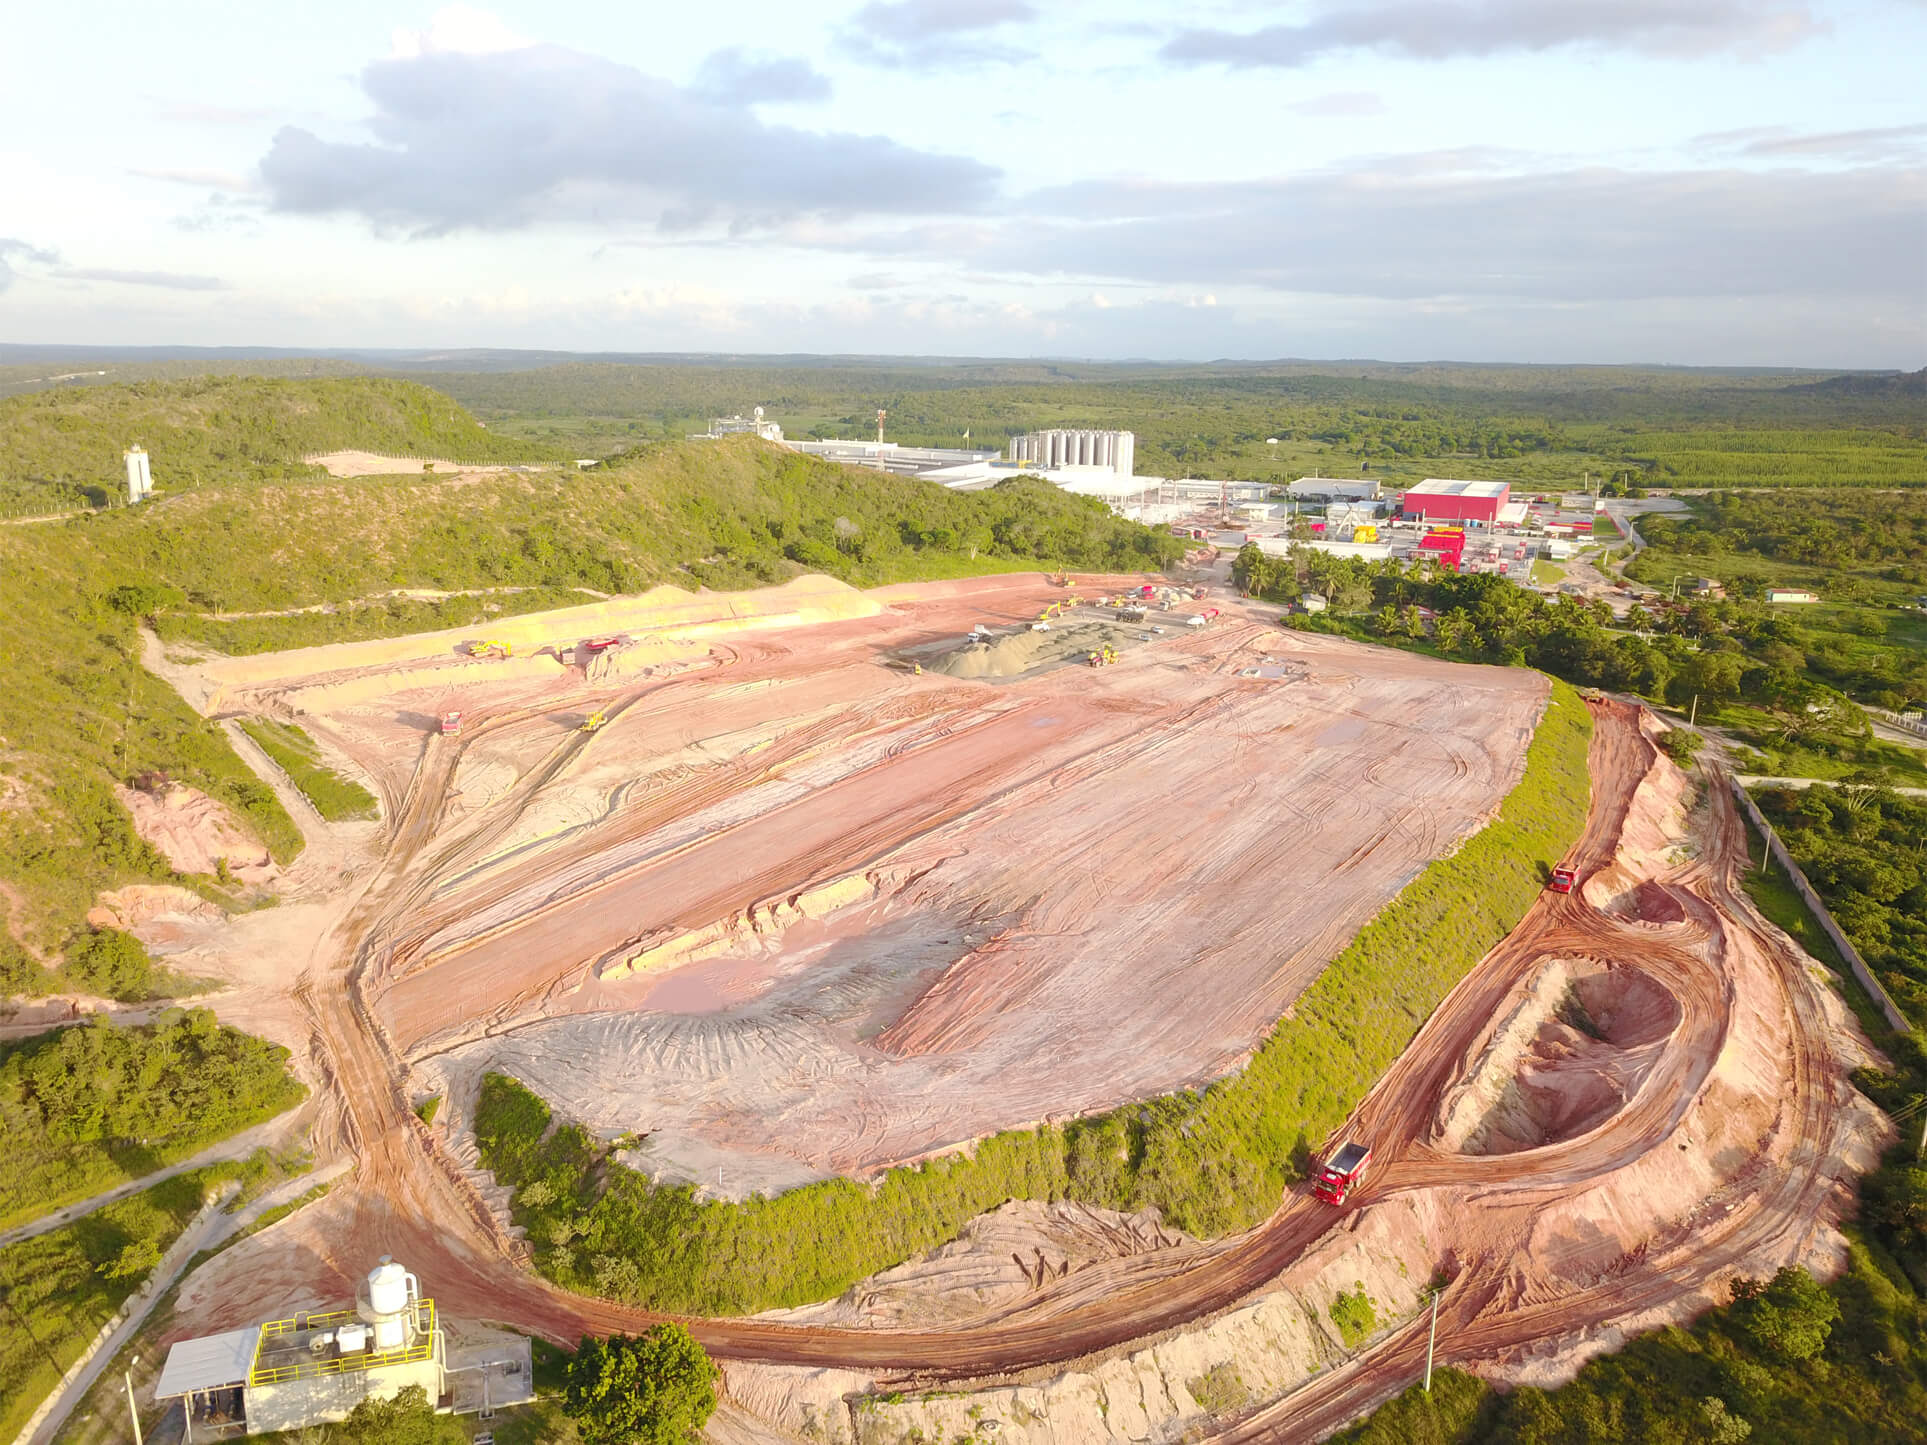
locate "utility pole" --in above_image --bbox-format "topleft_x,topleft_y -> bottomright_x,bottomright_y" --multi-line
1690,694 -> 1699,729
125,1354 -> 145,1445
1425,1294 -> 1441,1394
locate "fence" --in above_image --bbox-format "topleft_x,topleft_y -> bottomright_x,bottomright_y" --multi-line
1875,706 -> 1927,741
1729,777 -> 1910,1033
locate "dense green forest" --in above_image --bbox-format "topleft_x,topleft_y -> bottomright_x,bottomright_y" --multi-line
475,685 -> 1590,1314
0,1008 -> 304,1230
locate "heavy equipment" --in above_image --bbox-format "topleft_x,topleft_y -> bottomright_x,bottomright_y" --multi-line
1311,1142 -> 1372,1205
439,711 -> 463,737
464,639 -> 512,659
1548,866 -> 1578,894
580,711 -> 607,733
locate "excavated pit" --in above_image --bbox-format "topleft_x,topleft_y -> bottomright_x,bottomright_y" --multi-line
1438,959 -> 1682,1156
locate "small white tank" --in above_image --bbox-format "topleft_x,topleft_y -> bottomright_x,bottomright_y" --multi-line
366,1260 -> 411,1316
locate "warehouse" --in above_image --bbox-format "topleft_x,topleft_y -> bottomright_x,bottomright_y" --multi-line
1398,479 -> 1511,527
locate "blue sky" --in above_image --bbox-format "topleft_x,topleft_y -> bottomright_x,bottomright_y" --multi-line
2,0 -> 1922,364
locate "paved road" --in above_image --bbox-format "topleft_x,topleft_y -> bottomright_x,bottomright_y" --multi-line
1739,773 -> 1927,798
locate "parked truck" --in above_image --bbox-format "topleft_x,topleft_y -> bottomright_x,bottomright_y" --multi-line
1548,865 -> 1578,894
1311,1141 -> 1372,1205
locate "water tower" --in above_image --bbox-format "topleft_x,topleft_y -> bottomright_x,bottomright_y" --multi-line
124,445 -> 153,503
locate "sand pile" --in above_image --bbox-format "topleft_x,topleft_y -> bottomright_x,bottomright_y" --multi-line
931,621 -> 1129,679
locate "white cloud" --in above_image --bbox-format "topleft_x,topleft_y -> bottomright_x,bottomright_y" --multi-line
389,5 -> 531,60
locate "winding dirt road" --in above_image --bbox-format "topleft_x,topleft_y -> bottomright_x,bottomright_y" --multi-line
162,581 -> 1869,1444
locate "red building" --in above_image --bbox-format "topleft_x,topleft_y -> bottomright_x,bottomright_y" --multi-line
1399,479 -> 1510,527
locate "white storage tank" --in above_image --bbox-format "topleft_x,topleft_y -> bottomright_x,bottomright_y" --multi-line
357,1257 -> 420,1350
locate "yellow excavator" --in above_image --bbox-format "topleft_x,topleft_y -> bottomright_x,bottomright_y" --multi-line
465,639 -> 513,659
580,710 -> 607,733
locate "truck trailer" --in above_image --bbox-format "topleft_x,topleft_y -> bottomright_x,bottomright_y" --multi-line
1311,1141 -> 1372,1205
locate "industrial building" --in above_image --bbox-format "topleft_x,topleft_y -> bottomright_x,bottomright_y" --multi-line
1287,477 -> 1381,502
153,1259 -> 531,1439
1397,479 -> 1512,527
697,408 -> 785,443
1007,429 -> 1135,478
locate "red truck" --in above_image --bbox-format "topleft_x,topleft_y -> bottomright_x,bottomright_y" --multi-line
1311,1141 -> 1372,1205
1548,866 -> 1577,893
439,710 -> 463,737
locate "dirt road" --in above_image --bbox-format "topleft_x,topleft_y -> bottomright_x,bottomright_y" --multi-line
153,580 -> 1869,1443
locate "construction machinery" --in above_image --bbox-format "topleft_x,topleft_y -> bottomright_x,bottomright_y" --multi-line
439,711 -> 463,737
1311,1141 -> 1372,1205
580,711 -> 607,733
1085,645 -> 1118,667
464,639 -> 512,659
578,635 -> 630,655
1548,865 -> 1578,894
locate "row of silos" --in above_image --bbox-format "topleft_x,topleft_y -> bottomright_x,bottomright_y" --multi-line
1007,430 -> 1135,477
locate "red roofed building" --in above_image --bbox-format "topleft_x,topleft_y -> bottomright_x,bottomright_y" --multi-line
1400,478 -> 1511,527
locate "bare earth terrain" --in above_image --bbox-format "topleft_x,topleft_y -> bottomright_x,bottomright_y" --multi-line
108,571 -> 1877,1444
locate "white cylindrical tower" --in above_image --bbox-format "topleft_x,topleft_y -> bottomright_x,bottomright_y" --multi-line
357,1257 -> 422,1351
124,446 -> 152,503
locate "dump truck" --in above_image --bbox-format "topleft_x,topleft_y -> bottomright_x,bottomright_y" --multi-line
1311,1142 -> 1372,1205
439,710 -> 463,737
1548,866 -> 1578,894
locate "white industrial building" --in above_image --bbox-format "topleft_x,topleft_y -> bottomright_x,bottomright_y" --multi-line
153,1258 -> 530,1439
1287,477 -> 1380,502
1007,429 -> 1135,478
697,408 -> 785,443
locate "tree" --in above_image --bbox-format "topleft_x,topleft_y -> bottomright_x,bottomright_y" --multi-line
564,1326 -> 718,1445
1729,1267 -> 1840,1362
337,1384 -> 464,1444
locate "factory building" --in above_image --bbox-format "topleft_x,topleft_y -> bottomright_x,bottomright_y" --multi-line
1007,430 -> 1135,478
697,408 -> 784,442
153,1258 -> 530,1439
1286,477 -> 1380,502
1398,479 -> 1512,527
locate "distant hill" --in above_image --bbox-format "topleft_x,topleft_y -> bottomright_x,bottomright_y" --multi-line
1790,367 -> 1927,400
0,375 -> 562,512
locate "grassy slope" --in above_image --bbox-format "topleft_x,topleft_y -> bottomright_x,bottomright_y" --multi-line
0,1172 -> 215,1441
236,720 -> 379,822
0,374 -> 561,516
475,680 -> 1592,1315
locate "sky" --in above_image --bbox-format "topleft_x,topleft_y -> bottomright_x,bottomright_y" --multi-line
1,0 -> 1923,365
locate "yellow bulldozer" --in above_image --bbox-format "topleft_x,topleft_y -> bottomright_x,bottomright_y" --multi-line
580,710 -> 607,733
465,639 -> 513,659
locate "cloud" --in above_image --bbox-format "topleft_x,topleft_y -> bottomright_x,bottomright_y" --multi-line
0,237 -> 59,293
845,0 -> 1038,67
389,4 -> 530,59
975,160 -> 1924,304
258,38 -> 1000,233
1695,122 -> 1927,163
57,268 -> 229,291
1164,0 -> 1824,69
150,100 -> 276,126
1288,91 -> 1388,117
694,47 -> 833,104
849,271 -> 908,289
129,166 -> 260,193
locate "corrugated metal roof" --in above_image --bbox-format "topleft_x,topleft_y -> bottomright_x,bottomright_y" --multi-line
1408,479 -> 1510,498
155,1327 -> 261,1398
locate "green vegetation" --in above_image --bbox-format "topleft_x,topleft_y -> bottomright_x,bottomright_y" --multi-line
0,374 -> 559,518
1185,1362 -> 1251,1415
1329,1284 -> 1379,1349
474,682 -> 1591,1313
0,1171 -> 215,1442
563,1325 -> 718,1445
1529,559 -> 1566,586
333,1383 -> 467,1443
158,585 -> 602,656
414,1095 -> 442,1126
1335,1248 -> 1927,1443
237,719 -> 379,822
1629,491 -> 1927,711
61,925 -> 162,1001
0,1009 -> 305,1231
1754,784 -> 1927,1029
